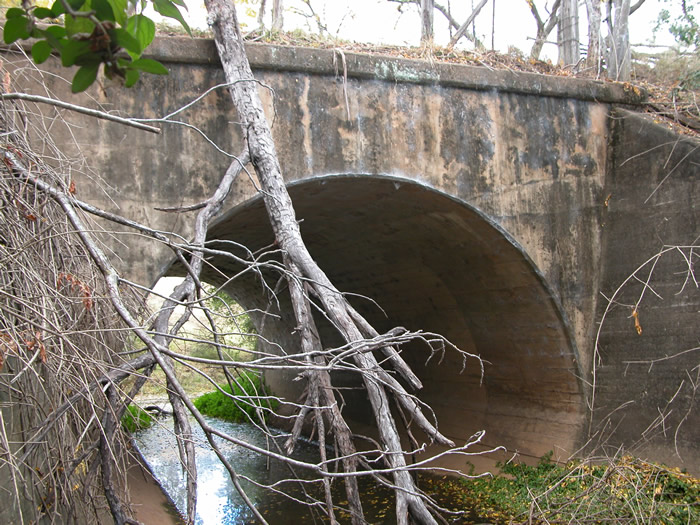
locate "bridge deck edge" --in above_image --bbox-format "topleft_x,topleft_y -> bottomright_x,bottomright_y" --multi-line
142,36 -> 646,105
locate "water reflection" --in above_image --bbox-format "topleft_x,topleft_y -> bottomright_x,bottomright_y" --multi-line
135,415 -> 318,524
135,415 -> 478,524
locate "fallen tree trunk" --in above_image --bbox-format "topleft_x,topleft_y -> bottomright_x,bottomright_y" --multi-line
203,1 -> 457,522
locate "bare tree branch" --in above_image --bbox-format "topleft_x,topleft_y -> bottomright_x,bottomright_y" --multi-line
0,93 -> 161,133
446,0 -> 488,50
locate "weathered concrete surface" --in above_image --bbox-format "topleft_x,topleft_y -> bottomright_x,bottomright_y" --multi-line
593,109 -> 699,468
2,37 -> 697,472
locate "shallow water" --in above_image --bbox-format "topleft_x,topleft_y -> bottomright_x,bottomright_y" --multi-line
135,415 -> 322,524
135,415 -> 483,524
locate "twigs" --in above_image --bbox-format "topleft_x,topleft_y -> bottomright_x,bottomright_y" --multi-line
0,96 -> 142,523
590,239 -> 699,470
525,453 -> 699,524
0,93 -> 162,133
2,85 -> 257,523
590,244 -> 698,417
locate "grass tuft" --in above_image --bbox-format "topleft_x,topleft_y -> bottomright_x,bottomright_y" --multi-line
121,405 -> 154,433
193,371 -> 275,424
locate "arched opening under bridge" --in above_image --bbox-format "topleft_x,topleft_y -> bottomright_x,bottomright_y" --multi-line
172,174 -> 586,468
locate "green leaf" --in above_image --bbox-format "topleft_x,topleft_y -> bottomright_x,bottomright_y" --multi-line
74,52 -> 103,67
49,0 -> 65,16
111,28 -> 141,55
5,8 -> 25,19
106,0 -> 128,26
92,0 -> 115,22
65,14 -> 95,37
59,39 -> 91,67
40,26 -> 67,50
51,0 -> 87,17
71,63 -> 99,93
153,0 -> 191,36
31,40 -> 52,64
44,25 -> 67,39
129,58 -> 168,75
67,0 -> 88,10
124,68 -> 139,87
33,7 -> 55,19
169,0 -> 188,8
126,14 -> 155,59
3,16 -> 30,44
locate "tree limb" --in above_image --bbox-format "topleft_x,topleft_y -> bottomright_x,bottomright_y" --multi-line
0,93 -> 161,133
446,0 -> 488,50
630,0 -> 646,16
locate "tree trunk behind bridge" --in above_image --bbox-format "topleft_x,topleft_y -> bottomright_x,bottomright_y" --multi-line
421,0 -> 435,44
558,0 -> 580,66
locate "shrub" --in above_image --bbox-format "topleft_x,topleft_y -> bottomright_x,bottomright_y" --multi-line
193,371 -> 274,424
121,405 -> 154,433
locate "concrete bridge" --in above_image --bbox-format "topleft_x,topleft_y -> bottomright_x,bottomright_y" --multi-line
6,37 -> 698,472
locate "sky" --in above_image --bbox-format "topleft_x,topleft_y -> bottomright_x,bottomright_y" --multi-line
168,0 -> 683,61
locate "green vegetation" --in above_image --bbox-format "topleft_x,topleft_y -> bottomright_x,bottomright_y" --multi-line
203,285 -> 258,350
2,0 -> 189,92
194,371 -> 275,424
430,453 -> 699,524
133,283 -> 258,398
655,0 -> 699,50
121,404 -> 154,433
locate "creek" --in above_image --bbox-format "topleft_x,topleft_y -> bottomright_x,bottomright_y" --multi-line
135,415 -> 483,524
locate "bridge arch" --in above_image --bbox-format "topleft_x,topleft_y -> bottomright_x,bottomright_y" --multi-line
187,173 -> 588,464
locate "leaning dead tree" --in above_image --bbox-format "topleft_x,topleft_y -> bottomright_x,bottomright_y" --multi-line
204,1 -> 480,522
389,0 -> 488,49
527,0 -> 561,60
0,1 -> 488,525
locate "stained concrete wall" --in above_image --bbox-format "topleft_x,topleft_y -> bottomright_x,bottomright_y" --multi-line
2,37 -> 696,472
594,109 -> 699,469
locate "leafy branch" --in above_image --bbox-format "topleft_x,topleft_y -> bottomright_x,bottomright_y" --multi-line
3,0 -> 190,92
